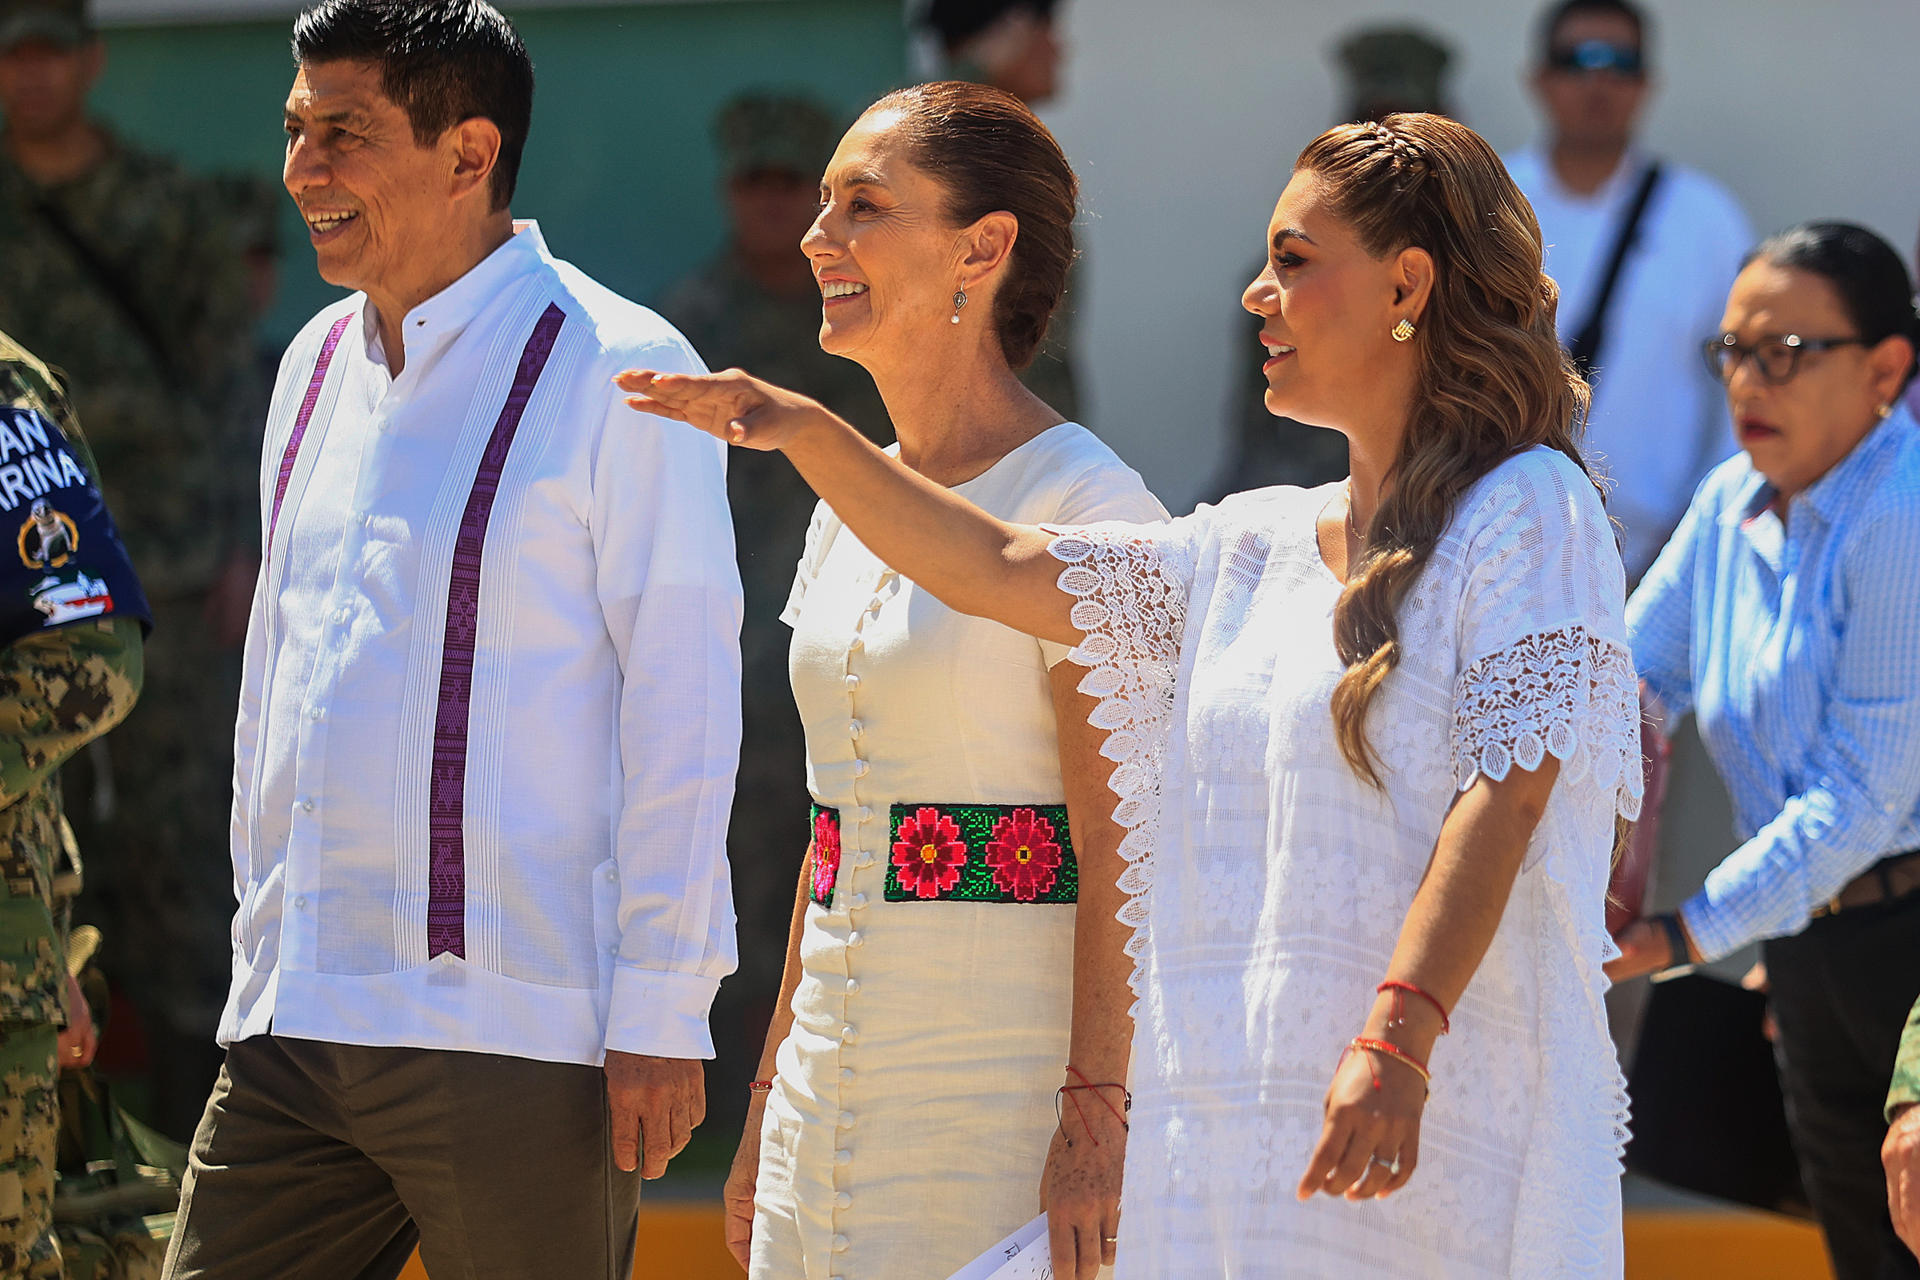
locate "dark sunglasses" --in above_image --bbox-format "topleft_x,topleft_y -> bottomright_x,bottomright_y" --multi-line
1547,39 -> 1645,76
1701,332 -> 1869,385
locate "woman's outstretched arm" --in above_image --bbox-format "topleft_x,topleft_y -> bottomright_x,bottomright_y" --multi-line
618,368 -> 1077,645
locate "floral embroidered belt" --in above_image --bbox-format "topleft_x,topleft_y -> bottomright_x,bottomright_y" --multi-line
809,802 -> 1078,907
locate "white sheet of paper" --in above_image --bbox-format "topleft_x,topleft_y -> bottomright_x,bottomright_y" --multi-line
945,1212 -> 1053,1280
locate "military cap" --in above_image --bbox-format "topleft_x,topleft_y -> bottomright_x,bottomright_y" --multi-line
0,0 -> 90,52
715,91 -> 840,181
1337,25 -> 1453,121
920,0 -> 1058,51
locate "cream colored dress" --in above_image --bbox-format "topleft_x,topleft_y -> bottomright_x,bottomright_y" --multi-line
750,423 -> 1166,1280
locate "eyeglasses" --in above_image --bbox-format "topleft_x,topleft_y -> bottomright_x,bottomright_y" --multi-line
1546,39 -> 1645,77
1701,332 -> 1869,385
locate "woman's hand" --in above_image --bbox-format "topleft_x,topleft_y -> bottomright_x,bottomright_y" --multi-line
1298,1044 -> 1424,1201
722,1100 -> 765,1272
617,368 -> 834,452
1041,1094 -> 1127,1278
1604,912 -> 1698,983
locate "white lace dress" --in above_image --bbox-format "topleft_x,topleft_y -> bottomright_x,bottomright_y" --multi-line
1048,447 -> 1641,1278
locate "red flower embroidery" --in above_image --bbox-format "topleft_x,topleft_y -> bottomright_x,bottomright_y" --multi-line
891,807 -> 968,900
984,808 -> 1063,901
812,810 -> 842,904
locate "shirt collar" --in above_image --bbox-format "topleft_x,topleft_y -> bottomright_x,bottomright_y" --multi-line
360,220 -> 551,363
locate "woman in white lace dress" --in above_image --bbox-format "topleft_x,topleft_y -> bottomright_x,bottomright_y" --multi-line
624,113 -> 1641,1277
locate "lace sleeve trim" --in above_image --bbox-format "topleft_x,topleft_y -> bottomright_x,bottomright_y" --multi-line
1451,624 -> 1643,820
1046,528 -> 1188,1004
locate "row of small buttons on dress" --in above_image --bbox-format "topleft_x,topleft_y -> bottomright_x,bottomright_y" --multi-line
827,564 -> 899,1270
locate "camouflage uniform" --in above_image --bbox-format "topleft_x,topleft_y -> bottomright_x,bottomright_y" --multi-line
0,132 -> 257,1125
1886,994 -> 1920,1121
0,330 -> 144,1280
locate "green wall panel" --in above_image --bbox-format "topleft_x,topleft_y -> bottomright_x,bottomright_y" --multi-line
76,1 -> 905,344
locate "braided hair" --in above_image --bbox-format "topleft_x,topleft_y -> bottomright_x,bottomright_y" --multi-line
1296,113 -> 1601,784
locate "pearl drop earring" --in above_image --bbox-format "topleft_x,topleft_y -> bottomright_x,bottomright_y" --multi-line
951,290 -> 968,325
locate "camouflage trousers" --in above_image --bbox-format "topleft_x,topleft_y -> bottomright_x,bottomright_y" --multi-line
65,595 -> 240,1134
0,1024 -> 58,1280
52,1220 -> 161,1280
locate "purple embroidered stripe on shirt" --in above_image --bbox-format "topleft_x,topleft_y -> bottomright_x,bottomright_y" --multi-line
267,313 -> 352,561
427,302 -> 566,959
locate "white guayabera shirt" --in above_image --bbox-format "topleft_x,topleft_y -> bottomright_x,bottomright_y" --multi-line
1506,147 -> 1753,580
1049,447 -> 1642,1278
221,223 -> 742,1065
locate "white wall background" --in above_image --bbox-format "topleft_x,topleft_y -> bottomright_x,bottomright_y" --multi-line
1036,0 -> 1920,511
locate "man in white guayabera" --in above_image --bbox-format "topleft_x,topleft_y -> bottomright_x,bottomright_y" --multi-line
159,3 -> 742,1277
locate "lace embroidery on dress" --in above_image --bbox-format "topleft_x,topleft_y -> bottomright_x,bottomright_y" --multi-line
1453,628 -> 1638,1275
1451,624 -> 1644,821
1045,528 -> 1187,1006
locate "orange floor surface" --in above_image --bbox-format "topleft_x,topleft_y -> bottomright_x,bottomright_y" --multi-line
399,1204 -> 1839,1279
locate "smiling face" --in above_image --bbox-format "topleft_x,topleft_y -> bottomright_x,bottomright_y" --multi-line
282,59 -> 465,302
1717,260 -> 1906,498
803,109 -> 973,370
1241,170 -> 1417,430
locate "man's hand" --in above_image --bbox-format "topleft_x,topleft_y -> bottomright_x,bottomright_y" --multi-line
1887,1103 -> 1920,1259
203,550 -> 260,649
57,971 -> 96,1071
604,1051 -> 705,1179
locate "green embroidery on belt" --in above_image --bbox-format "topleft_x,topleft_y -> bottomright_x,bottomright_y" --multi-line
884,803 -> 1077,904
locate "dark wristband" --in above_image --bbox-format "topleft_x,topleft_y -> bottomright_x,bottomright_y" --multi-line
1655,912 -> 1692,968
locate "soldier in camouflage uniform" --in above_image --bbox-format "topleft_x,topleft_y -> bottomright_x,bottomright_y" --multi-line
0,328 -> 146,1279
658,92 -> 894,1132
0,0 -> 257,1136
1887,997 -> 1920,1260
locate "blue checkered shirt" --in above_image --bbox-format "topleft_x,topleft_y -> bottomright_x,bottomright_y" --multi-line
1627,406 -> 1920,961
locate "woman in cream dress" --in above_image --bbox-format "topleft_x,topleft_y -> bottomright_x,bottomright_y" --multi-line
628,114 -> 1640,1277
713,84 -> 1164,1280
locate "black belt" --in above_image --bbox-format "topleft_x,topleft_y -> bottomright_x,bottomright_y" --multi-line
1810,849 -> 1920,919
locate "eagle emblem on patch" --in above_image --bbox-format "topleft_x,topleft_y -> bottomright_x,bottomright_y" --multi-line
17,498 -> 78,569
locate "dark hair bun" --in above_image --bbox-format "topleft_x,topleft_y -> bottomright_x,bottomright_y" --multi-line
866,81 -> 1078,372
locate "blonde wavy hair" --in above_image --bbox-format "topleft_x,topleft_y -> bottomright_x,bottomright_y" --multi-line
1297,114 -> 1602,784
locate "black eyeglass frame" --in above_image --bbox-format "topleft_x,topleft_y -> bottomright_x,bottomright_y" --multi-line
1700,332 -> 1869,385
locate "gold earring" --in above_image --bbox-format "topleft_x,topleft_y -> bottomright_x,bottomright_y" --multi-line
1877,402 -> 1894,419
951,290 -> 968,325
1391,319 -> 1416,343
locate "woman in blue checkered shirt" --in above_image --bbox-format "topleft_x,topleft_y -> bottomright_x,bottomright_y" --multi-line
1611,221 -> 1920,1280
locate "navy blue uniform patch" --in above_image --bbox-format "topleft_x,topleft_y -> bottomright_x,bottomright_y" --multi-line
0,405 -> 150,646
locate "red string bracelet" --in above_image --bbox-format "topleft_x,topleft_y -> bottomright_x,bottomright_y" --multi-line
1056,1064 -> 1131,1148
1347,1037 -> 1432,1095
1377,980 -> 1450,1035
